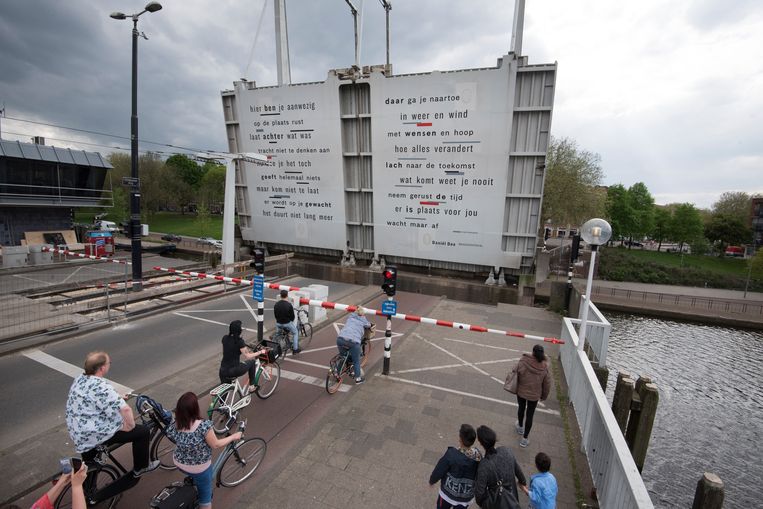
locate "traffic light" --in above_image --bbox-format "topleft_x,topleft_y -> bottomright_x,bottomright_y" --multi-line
250,248 -> 265,274
381,265 -> 398,296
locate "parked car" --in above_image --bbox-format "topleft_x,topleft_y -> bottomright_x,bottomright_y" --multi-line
210,240 -> 223,249
161,233 -> 182,242
198,237 -> 215,245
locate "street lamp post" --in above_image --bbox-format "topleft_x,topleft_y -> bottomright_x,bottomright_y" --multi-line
110,2 -> 163,291
577,218 -> 612,352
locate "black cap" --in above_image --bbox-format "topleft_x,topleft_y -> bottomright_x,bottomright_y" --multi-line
229,320 -> 242,336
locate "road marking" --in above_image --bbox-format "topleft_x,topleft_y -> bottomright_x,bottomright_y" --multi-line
61,266 -> 83,284
389,357 -> 519,374
280,368 -> 350,392
172,312 -> 266,334
442,336 -> 525,353
12,273 -> 53,285
415,333 -> 502,383
378,374 -> 560,416
170,308 -> 273,313
22,349 -> 134,395
240,294 -> 257,321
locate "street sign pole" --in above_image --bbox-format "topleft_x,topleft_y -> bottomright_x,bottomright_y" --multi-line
382,297 -> 397,375
253,274 -> 264,343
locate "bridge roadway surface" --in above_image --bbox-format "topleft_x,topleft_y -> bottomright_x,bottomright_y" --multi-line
3,278 -> 594,508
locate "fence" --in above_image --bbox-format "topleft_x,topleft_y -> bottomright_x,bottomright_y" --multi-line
568,295 -> 611,365
591,285 -> 763,317
560,304 -> 654,508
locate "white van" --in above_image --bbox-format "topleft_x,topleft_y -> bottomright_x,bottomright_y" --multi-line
95,220 -> 119,233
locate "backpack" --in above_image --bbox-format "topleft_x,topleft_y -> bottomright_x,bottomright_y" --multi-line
136,395 -> 173,426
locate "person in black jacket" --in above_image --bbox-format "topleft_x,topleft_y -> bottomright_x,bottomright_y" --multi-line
429,424 -> 483,508
273,289 -> 300,354
474,425 -> 526,509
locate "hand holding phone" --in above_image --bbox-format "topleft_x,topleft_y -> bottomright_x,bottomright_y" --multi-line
60,457 -> 82,474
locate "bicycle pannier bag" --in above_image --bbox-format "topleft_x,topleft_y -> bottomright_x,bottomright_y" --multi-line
136,395 -> 173,425
150,481 -> 197,509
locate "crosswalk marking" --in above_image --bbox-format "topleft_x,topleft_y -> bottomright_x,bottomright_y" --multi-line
23,349 -> 134,396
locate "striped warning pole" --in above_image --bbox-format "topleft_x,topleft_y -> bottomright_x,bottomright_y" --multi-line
42,246 -> 131,265
149,265 -> 565,344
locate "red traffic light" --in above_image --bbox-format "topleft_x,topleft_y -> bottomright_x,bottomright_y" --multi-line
383,270 -> 393,279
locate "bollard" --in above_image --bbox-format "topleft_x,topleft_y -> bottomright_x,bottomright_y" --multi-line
630,382 -> 659,472
612,373 -> 635,434
691,472 -> 724,509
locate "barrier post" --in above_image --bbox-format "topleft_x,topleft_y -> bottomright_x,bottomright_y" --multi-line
611,372 -> 635,433
631,382 -> 659,472
383,294 -> 392,375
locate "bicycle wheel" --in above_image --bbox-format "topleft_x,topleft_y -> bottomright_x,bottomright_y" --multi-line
210,406 -> 237,435
325,356 -> 344,394
217,437 -> 267,487
360,337 -> 372,367
151,429 -> 177,470
54,464 -> 119,509
299,322 -> 313,348
254,361 -> 281,400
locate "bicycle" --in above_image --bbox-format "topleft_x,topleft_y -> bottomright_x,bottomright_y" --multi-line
54,393 -> 174,508
151,419 -> 266,507
271,307 -> 313,356
208,346 -> 280,434
325,326 -> 374,394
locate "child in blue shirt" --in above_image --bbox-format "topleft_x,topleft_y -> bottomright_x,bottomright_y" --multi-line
521,452 -> 558,509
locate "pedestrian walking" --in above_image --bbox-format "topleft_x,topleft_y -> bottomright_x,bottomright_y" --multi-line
520,452 -> 558,509
474,425 -> 526,509
429,424 -> 483,508
514,344 -> 550,448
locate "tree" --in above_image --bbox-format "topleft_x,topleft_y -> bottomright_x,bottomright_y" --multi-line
671,203 -> 704,252
627,182 -> 655,245
166,154 -> 205,213
605,184 -> 633,244
137,153 -> 170,221
541,137 -> 605,226
705,214 -> 752,256
652,207 -> 672,251
712,191 -> 751,224
200,161 -> 226,210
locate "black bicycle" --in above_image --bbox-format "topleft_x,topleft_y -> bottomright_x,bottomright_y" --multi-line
271,308 -> 313,356
54,393 -> 175,508
325,326 -> 374,394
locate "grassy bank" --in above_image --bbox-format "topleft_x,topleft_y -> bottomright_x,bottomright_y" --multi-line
74,211 -> 224,239
598,247 -> 761,292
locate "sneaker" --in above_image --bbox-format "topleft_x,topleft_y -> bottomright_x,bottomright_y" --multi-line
354,376 -> 365,385
519,437 -> 529,448
515,423 -> 524,435
292,348 -> 302,355
248,385 -> 258,394
133,459 -> 160,477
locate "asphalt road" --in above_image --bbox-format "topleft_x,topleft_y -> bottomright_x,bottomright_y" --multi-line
2,278 -> 442,507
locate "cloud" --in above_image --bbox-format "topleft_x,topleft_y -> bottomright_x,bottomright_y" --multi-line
1,0 -> 761,210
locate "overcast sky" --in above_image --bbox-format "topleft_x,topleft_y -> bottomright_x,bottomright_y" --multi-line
1,0 -> 761,209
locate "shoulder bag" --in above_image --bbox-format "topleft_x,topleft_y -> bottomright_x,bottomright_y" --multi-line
503,363 -> 518,394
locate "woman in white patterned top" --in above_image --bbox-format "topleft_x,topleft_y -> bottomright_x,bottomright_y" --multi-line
164,392 -> 242,508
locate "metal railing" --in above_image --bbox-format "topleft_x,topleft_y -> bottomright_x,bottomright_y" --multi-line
568,295 -> 611,365
591,285 -> 763,316
560,303 -> 653,508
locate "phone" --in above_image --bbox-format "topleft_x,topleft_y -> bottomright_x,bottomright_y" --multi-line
59,457 -> 83,474
60,458 -> 72,474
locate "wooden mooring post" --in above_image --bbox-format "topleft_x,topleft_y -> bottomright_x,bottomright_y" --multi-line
691,472 -> 724,509
611,373 -> 659,473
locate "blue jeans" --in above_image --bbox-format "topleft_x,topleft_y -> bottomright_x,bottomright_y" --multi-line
277,321 -> 299,350
336,337 -> 361,378
180,465 -> 213,506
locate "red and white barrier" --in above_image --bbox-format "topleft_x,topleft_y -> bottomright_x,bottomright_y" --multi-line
151,265 -> 564,344
42,246 -> 130,265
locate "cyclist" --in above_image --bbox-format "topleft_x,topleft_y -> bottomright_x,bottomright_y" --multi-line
65,351 -> 159,478
165,392 -> 243,509
336,306 -> 373,384
219,320 -> 267,392
273,289 -> 300,354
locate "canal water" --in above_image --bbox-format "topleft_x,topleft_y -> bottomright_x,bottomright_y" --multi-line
605,313 -> 763,508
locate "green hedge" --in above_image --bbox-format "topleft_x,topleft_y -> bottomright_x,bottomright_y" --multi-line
598,248 -> 762,292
